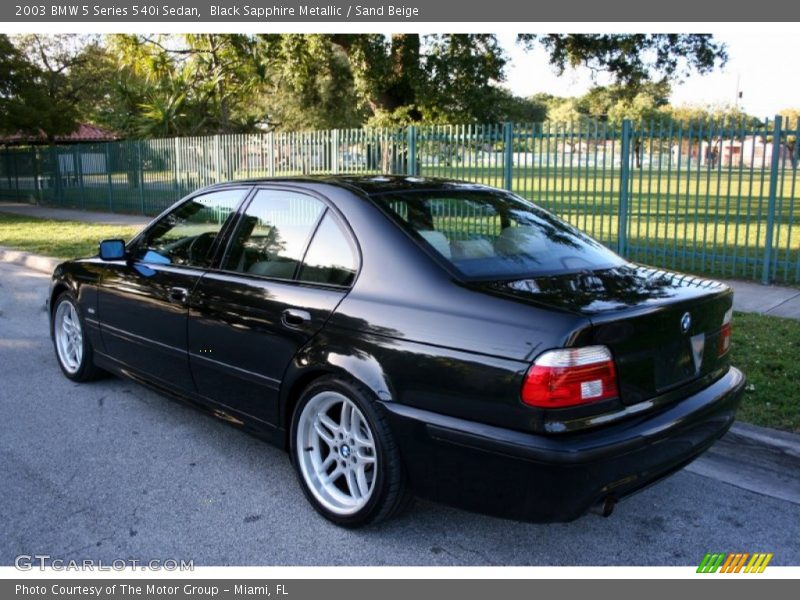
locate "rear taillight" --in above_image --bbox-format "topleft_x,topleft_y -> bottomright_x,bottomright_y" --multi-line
521,346 -> 619,409
718,308 -> 733,356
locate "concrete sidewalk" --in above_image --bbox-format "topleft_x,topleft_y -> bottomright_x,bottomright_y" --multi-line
1,201 -> 799,320
0,201 -> 150,227
722,278 -> 800,320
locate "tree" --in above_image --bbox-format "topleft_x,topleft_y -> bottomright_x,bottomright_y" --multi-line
251,34 -> 365,130
3,34 -> 107,142
606,87 -> 669,125
666,103 -> 758,126
255,34 -> 510,126
106,34 -> 365,135
323,34 -> 725,125
778,108 -> 799,156
109,34 -> 273,136
779,108 -> 800,131
517,34 -> 727,94
418,34 -> 507,123
608,91 -> 667,168
3,33 -> 730,138
576,81 -> 670,122
0,34 -> 32,134
547,99 -> 589,126
491,91 -> 549,123
538,82 -> 670,128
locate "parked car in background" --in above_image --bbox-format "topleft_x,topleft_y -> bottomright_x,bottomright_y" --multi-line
48,176 -> 744,527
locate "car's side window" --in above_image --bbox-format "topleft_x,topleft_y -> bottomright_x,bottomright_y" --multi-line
298,213 -> 357,287
134,189 -> 247,268
222,189 -> 325,280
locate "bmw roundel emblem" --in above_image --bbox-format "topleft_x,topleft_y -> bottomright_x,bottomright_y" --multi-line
680,312 -> 692,334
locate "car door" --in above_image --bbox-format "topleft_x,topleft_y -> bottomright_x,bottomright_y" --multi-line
96,188 -> 250,392
187,187 -> 359,425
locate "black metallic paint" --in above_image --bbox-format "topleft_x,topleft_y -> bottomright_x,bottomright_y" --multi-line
48,176 -> 745,522
188,271 -> 347,424
382,367 -> 744,521
96,261 -> 204,392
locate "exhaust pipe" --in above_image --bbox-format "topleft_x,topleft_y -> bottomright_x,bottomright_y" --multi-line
590,496 -> 616,517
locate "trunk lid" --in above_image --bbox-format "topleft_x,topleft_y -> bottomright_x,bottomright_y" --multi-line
482,265 -> 733,404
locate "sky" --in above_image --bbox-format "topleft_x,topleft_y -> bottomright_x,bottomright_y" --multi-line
499,32 -> 799,117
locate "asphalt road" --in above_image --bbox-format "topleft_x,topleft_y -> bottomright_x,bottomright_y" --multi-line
1,260 -> 799,566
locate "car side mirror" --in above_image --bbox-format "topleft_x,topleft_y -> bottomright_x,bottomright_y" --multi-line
98,239 -> 126,261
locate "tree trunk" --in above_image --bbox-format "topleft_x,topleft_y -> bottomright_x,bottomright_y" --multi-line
332,34 -> 422,120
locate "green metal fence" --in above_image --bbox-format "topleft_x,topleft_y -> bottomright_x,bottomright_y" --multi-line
1,117 -> 798,284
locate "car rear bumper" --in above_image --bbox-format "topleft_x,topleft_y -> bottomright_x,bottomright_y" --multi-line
382,366 -> 745,522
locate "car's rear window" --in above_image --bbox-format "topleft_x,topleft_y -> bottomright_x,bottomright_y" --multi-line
370,189 -> 625,279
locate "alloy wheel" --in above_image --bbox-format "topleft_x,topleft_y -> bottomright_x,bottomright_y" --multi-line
54,300 -> 83,374
295,391 -> 378,516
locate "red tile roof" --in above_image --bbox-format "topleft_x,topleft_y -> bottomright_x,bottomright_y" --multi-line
0,123 -> 119,145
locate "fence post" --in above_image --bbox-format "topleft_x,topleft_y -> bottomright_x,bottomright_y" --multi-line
267,132 -> 275,177
2,151 -> 9,192
11,150 -> 19,200
214,134 -> 222,182
503,122 -> 514,191
137,141 -> 145,215
407,126 -> 417,176
173,137 -> 181,194
2,151 -> 7,191
105,143 -> 114,212
617,119 -> 632,256
32,148 -> 41,204
73,145 -> 85,209
331,129 -> 340,174
51,145 -> 62,206
762,115 -> 783,285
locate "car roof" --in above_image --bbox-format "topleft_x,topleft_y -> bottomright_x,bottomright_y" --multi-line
209,175 -> 495,196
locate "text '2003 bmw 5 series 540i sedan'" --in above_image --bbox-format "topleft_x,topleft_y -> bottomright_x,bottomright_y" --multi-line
48,176 -> 745,527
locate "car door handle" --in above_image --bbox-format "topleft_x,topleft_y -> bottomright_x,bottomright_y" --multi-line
282,308 -> 311,327
168,286 -> 189,303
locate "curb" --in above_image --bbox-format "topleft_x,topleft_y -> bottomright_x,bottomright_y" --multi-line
689,421 -> 800,505
0,247 -> 61,275
725,421 -> 800,459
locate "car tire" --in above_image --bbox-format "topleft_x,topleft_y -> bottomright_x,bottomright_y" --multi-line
51,292 -> 104,382
290,375 -> 412,527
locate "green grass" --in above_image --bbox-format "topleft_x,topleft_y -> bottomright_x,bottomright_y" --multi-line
0,213 -> 140,259
732,311 -> 800,432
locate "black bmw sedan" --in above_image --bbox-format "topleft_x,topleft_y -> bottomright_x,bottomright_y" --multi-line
48,176 -> 744,527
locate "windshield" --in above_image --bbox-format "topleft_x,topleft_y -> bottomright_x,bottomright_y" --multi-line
371,189 -> 626,279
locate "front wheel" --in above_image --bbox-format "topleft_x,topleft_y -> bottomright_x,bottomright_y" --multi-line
51,292 -> 103,382
290,376 -> 410,527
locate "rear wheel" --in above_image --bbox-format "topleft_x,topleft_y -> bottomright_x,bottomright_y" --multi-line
51,292 -> 103,382
290,376 -> 410,527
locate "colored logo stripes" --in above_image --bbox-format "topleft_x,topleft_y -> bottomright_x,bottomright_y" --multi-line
697,552 -> 773,573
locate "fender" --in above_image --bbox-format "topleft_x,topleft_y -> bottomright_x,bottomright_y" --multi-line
279,331 -> 394,433
48,260 -> 103,350
48,260 -> 102,310
48,263 -> 78,313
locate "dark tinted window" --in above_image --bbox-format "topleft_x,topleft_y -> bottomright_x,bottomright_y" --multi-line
299,213 -> 357,286
135,189 -> 246,268
373,190 -> 625,279
223,190 -> 324,280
